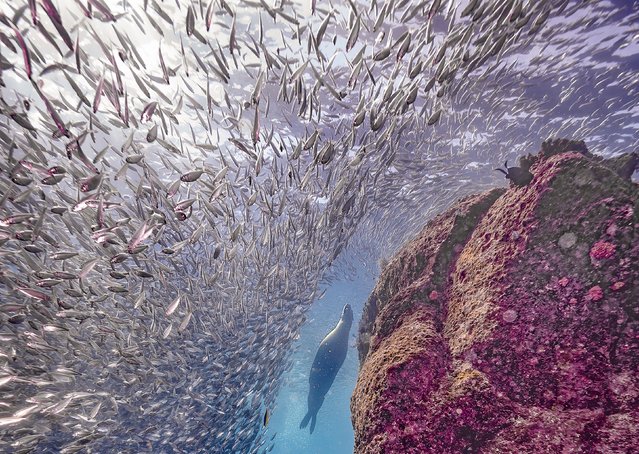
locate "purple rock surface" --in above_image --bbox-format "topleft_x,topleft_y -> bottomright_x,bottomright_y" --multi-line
352,141 -> 638,453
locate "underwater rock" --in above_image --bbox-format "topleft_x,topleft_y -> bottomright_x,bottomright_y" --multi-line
352,142 -> 639,454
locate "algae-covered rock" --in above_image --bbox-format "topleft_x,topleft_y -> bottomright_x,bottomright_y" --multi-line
352,142 -> 639,454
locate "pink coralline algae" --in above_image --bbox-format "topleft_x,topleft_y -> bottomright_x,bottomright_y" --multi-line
589,240 -> 616,260
611,281 -> 625,291
586,285 -> 604,302
352,144 -> 639,454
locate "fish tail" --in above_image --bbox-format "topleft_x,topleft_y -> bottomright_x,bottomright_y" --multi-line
299,411 -> 311,430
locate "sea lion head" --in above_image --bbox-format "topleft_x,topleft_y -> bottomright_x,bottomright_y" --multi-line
341,304 -> 353,324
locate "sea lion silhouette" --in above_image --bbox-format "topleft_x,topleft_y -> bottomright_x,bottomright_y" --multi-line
299,304 -> 353,434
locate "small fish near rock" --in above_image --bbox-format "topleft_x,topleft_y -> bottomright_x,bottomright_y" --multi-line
494,160 -> 534,187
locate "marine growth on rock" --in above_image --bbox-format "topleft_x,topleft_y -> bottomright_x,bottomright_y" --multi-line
352,144 -> 639,454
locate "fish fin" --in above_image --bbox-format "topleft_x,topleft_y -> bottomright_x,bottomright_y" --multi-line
309,414 -> 316,434
299,411 -> 311,430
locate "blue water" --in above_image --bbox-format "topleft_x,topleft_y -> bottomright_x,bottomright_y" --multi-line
267,263 -> 377,454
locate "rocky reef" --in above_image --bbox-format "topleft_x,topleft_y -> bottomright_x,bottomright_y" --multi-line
351,140 -> 638,453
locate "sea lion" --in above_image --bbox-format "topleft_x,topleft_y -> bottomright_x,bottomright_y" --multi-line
299,304 -> 353,434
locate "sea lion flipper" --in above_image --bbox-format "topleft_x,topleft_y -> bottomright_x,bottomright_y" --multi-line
299,411 -> 311,430
309,414 -> 316,434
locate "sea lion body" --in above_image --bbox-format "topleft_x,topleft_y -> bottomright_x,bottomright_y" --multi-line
299,304 -> 353,434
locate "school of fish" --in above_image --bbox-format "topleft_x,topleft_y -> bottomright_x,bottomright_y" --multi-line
0,0 -> 637,452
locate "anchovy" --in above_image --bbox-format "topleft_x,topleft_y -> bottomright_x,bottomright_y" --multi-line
186,5 -> 195,36
140,101 -> 158,122
32,82 -> 70,137
93,71 -> 105,113
174,198 -> 196,212
165,295 -> 181,316
3,19 -> 32,79
159,43 -> 169,84
180,170 -> 204,183
427,108 -> 442,125
41,174 -> 64,185
28,0 -> 38,25
127,221 -> 155,253
146,124 -> 158,142
41,0 -> 73,50
346,16 -> 360,52
87,0 -> 117,22
206,1 -> 214,31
